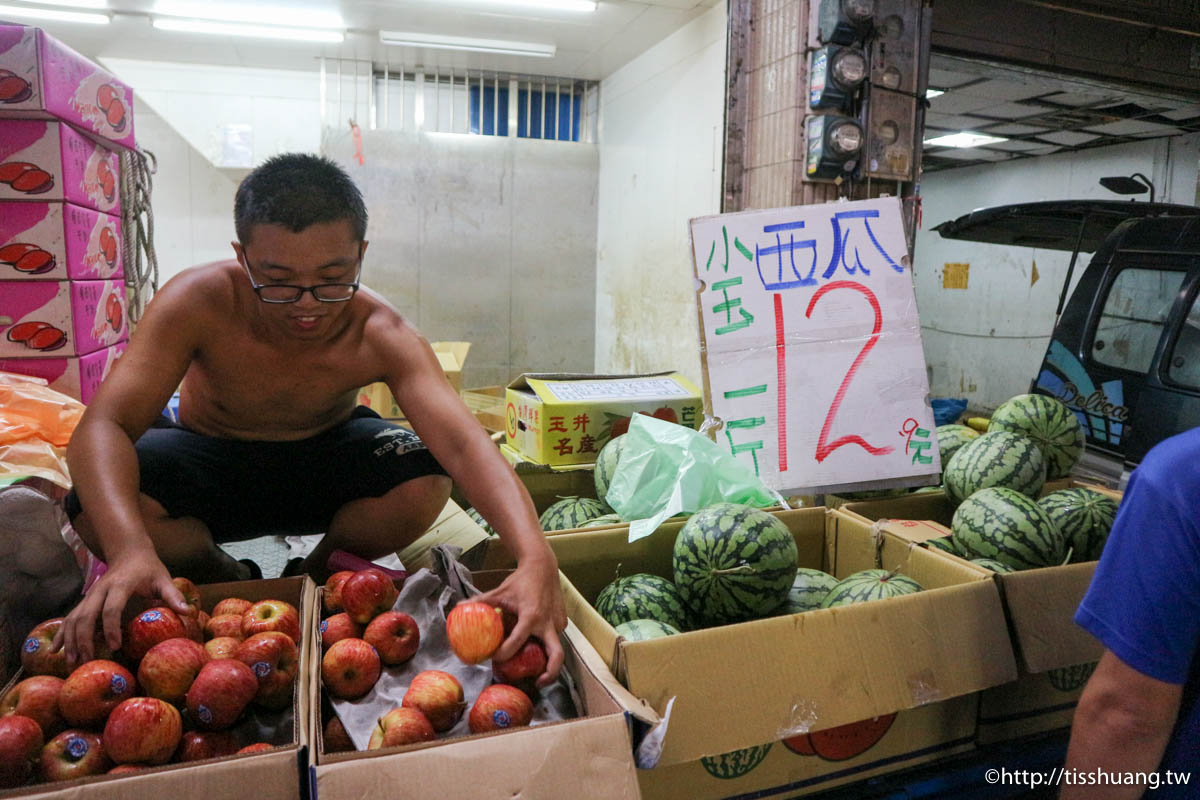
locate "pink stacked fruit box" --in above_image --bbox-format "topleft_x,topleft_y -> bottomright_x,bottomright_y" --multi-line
0,119 -> 120,215
0,200 -> 122,281
0,278 -> 127,358
0,339 -> 125,404
0,25 -> 135,151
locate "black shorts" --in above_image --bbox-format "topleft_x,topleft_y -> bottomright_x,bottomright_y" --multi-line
65,406 -> 447,542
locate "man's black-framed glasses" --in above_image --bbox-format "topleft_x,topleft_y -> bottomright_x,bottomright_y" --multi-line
241,259 -> 361,304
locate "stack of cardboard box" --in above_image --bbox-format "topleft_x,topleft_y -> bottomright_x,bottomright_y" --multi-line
0,26 -> 134,404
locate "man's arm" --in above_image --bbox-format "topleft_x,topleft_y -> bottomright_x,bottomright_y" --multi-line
56,276 -> 203,661
1062,649 -> 1182,800
379,323 -> 566,686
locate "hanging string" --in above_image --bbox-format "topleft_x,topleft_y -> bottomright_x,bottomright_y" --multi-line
119,146 -> 159,326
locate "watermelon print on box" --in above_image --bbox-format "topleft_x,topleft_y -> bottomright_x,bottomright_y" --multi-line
0,278 -> 126,357
0,201 -> 122,281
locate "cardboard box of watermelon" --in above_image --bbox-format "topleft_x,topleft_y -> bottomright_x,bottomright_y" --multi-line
305,564 -> 647,800
478,506 -> 1016,776
0,575 -> 315,799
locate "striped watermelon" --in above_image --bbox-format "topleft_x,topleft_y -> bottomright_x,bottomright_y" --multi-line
943,430 -> 1046,504
673,503 -> 798,626
464,507 -> 495,536
936,424 -> 979,467
1038,488 -> 1118,562
539,496 -> 609,531
581,513 -> 624,529
778,568 -> 840,614
952,487 -> 1066,571
970,557 -> 1015,574
820,569 -> 924,608
614,619 -> 680,641
593,435 -> 627,506
988,394 -> 1084,479
595,574 -> 691,631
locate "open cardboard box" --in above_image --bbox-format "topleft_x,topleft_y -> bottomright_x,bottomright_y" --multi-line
2,576 -> 315,800
479,507 -> 1015,766
357,341 -> 473,420
836,480 -> 1124,673
306,571 -> 647,800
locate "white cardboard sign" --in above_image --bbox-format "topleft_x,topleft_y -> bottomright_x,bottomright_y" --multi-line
690,197 -> 940,495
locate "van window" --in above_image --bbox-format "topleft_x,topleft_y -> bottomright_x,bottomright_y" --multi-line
1092,268 -> 1187,374
1167,288 -> 1200,388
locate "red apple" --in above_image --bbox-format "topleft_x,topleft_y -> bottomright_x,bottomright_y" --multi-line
368,707 -> 435,749
172,577 -> 201,614
185,659 -> 257,730
241,600 -> 300,643
0,715 -> 43,788
39,729 -> 111,782
364,612 -> 420,666
321,638 -> 381,700
107,763 -> 146,775
102,697 -> 181,765
211,597 -> 252,618
401,670 -> 464,732
179,611 -> 204,643
137,638 -> 209,706
58,660 -> 136,728
235,632 -> 299,710
469,684 -> 534,734
236,743 -> 273,754
174,730 -> 240,762
492,638 -> 548,694
446,602 -> 504,664
123,608 -> 187,662
20,618 -> 111,678
323,716 -> 355,753
320,613 -> 363,651
340,569 -> 398,624
1,675 -> 65,737
204,637 -> 241,660
204,614 -> 245,641
323,571 -> 355,614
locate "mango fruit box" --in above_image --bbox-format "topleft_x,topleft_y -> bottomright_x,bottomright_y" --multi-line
305,571 -> 646,800
1,201 -> 124,282
0,340 -> 124,405
479,507 -> 1017,774
0,120 -> 121,216
1,576 -> 315,800
505,372 -> 703,467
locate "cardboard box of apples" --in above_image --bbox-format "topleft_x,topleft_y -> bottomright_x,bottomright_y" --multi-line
0,575 -> 315,799
308,552 -> 646,799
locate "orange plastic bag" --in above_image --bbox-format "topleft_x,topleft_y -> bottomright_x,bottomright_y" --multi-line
0,371 -> 84,490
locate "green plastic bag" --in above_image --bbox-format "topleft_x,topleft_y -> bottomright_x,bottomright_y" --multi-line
605,413 -> 787,541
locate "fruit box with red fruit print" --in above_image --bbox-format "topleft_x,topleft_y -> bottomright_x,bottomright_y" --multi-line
307,571 -> 648,800
0,575 -> 315,800
505,371 -> 703,467
0,202 -> 123,282
477,507 -> 1016,769
0,279 -> 126,358
0,120 -> 120,216
0,26 -> 136,151
0,339 -> 125,405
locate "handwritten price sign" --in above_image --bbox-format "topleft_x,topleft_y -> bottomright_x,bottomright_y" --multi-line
690,197 -> 940,495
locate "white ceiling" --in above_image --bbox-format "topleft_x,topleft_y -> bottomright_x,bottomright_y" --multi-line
2,0 -> 718,80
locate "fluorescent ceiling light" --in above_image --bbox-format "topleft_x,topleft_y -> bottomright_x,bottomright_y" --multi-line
924,132 -> 1008,148
0,3 -> 109,22
21,0 -> 107,8
925,88 -> 944,99
379,31 -> 555,57
153,0 -> 343,29
153,18 -> 344,42
451,0 -> 596,10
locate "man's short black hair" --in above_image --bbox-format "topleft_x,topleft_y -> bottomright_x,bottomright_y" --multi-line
234,153 -> 367,244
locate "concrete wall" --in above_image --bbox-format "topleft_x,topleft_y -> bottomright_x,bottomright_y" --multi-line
324,128 -> 599,389
594,3 -> 727,386
132,96 -> 238,286
914,133 -> 1200,411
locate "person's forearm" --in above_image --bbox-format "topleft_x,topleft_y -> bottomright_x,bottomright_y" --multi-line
1062,695 -> 1174,799
67,417 -> 156,562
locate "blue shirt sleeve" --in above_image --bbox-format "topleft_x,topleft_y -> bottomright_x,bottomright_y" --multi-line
1075,465 -> 1200,685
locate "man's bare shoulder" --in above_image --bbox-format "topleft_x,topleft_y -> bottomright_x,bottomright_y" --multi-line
148,260 -> 241,315
357,285 -> 424,348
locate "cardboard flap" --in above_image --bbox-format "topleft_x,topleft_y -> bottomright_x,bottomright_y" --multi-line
396,500 -> 490,572
842,492 -> 956,527
1000,563 -> 1102,672
565,620 -> 660,727
507,370 -> 681,391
